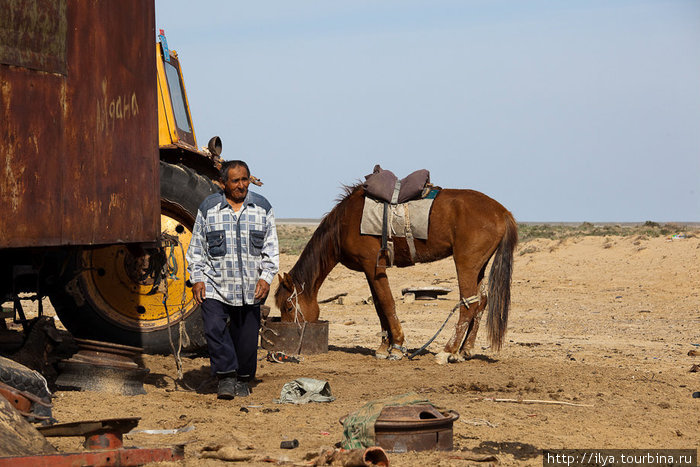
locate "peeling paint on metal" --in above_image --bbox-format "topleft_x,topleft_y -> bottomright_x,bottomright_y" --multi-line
0,1 -> 159,248
0,0 -> 67,74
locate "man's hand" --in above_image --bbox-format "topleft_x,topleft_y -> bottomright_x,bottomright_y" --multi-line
192,282 -> 206,304
254,279 -> 270,300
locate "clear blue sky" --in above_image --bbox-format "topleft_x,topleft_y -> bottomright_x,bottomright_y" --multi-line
155,1 -> 700,222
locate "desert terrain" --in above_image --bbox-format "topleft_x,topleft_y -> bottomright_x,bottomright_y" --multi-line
19,226 -> 700,465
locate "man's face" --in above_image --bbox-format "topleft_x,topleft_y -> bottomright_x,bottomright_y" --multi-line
224,165 -> 250,203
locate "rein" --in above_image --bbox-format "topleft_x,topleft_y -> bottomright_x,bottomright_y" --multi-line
407,294 -> 481,360
286,283 -> 308,354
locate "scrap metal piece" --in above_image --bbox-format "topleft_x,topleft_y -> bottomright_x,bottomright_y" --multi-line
374,405 -> 459,452
0,382 -> 32,414
38,417 -> 140,451
0,445 -> 184,466
55,339 -> 149,395
0,393 -> 57,457
0,417 -> 186,466
400,287 -> 451,300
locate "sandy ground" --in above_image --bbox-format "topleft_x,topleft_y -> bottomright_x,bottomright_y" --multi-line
20,233 -> 700,465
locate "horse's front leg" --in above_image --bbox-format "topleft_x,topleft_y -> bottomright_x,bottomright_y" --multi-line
364,269 -> 405,360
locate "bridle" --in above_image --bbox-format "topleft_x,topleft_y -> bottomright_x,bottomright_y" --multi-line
285,282 -> 309,354
286,282 -> 306,324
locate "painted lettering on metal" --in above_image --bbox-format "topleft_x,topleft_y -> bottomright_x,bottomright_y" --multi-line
97,92 -> 140,134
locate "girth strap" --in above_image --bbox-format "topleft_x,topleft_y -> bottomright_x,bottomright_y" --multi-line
375,201 -> 394,268
403,204 -> 416,264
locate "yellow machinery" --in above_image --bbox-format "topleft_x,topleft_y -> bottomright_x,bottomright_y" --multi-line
48,32 -> 224,353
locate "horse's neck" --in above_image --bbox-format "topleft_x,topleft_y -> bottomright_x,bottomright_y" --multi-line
290,192 -> 353,299
291,256 -> 337,299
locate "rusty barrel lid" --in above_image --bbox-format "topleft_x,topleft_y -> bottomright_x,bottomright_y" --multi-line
374,404 -> 459,432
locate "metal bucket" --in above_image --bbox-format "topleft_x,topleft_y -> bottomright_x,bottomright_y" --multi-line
260,317 -> 329,354
374,405 -> 459,452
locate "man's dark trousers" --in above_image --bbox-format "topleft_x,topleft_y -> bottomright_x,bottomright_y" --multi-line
201,299 -> 260,379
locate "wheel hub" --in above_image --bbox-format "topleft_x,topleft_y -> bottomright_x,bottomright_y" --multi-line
75,214 -> 196,331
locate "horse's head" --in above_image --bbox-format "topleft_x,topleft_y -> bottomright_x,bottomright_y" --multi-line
274,272 -> 320,322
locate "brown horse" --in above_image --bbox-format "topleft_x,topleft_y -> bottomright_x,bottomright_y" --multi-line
274,185 -> 518,363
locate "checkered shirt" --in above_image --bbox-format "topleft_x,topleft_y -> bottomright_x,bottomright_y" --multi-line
186,190 -> 279,306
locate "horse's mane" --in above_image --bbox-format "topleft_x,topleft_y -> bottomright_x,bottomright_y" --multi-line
289,184 -> 363,291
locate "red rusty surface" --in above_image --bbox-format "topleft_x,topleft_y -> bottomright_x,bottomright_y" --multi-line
84,432 -> 123,450
0,384 -> 32,414
0,0 -> 159,248
0,445 -> 185,466
0,0 -> 67,74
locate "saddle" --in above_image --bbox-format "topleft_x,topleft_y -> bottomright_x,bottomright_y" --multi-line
363,165 -> 430,204
361,165 -> 437,268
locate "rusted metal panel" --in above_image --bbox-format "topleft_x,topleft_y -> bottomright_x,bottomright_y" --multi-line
0,0 -> 67,74
260,318 -> 329,354
0,0 -> 159,248
0,445 -> 185,466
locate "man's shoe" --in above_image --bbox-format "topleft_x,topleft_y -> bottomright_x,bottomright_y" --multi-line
217,377 -> 237,400
234,379 -> 251,397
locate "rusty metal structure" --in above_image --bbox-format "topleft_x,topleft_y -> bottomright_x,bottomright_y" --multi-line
0,0 -> 226,353
0,0 -> 159,247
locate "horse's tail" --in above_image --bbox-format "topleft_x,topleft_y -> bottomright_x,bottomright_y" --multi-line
486,211 -> 518,351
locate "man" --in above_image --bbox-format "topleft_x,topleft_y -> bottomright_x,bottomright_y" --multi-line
186,160 -> 279,399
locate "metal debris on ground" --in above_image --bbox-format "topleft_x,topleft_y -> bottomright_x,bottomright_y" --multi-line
0,417 -> 186,466
401,286 -> 452,300
280,439 -> 298,449
55,339 -> 149,395
340,392 -> 459,452
266,351 -> 301,364
127,425 -> 195,435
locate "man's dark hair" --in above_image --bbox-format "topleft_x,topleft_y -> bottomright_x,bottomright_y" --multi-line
220,160 -> 250,182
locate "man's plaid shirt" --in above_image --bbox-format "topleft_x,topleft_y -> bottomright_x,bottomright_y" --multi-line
186,191 -> 279,306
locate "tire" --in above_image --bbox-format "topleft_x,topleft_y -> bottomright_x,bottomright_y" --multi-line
48,162 -> 220,354
0,356 -> 52,423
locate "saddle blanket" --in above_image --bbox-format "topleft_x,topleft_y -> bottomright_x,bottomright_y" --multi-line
360,196 -> 434,240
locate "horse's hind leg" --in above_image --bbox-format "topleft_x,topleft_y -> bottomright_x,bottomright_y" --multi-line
459,280 -> 488,356
436,263 -> 486,364
364,269 -> 405,360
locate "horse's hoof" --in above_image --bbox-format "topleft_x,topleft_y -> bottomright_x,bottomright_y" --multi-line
447,353 -> 465,363
435,352 -> 450,365
387,353 -> 403,361
374,352 -> 389,360
435,351 -> 465,364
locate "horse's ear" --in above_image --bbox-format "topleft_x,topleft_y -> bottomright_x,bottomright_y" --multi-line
281,273 -> 294,290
